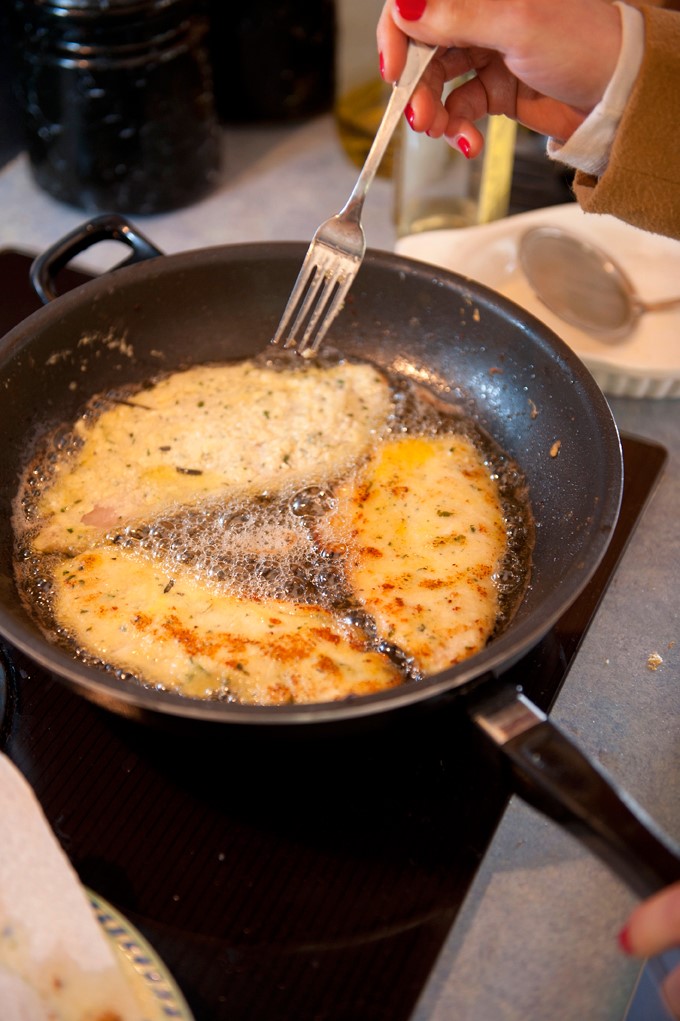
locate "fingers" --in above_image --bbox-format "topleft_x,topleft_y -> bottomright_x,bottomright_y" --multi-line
378,1 -> 446,136
379,0 -> 623,118
620,881 -> 680,1019
621,882 -> 680,959
377,0 -> 468,80
386,40 -> 487,140
404,53 -> 457,134
404,95 -> 485,158
377,1 -> 513,142
444,121 -> 484,159
377,3 -> 409,83
387,0 -> 510,53
406,82 -> 449,136
402,63 -> 490,154
441,76 -> 487,155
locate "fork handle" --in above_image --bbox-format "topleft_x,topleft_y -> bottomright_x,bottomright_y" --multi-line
340,41 -> 437,224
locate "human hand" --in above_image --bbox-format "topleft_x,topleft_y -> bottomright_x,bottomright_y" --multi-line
376,0 -> 622,155
619,880 -> 680,1019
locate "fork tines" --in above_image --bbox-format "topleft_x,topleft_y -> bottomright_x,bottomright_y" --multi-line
271,241 -> 359,356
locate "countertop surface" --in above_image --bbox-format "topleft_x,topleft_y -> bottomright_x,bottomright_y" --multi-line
1,115 -> 679,1021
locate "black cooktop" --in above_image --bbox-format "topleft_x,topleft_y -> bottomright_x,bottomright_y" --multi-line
0,248 -> 667,1021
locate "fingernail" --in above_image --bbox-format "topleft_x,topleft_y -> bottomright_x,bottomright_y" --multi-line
396,0 -> 427,21
404,103 -> 415,129
618,925 -> 634,955
454,134 -> 471,158
379,51 -> 386,79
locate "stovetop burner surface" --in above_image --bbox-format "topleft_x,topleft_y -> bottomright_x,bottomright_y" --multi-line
0,248 -> 667,1021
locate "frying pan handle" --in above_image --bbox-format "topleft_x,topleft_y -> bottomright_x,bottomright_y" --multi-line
471,687 -> 680,898
30,213 -> 164,303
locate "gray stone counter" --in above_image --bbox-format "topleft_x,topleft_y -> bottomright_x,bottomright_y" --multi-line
1,114 -> 678,1021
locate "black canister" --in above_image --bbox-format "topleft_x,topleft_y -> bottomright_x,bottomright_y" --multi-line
12,0 -> 222,214
209,0 -> 335,123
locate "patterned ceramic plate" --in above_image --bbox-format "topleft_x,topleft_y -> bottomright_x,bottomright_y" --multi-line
88,890 -> 194,1021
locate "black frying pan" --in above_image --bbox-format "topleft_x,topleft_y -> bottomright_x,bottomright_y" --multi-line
1,214 -> 678,897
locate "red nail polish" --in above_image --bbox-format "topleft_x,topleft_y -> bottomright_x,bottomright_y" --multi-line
618,925 -> 634,955
404,103 -> 415,129
396,0 -> 427,21
456,135 -> 471,158
379,51 -> 385,79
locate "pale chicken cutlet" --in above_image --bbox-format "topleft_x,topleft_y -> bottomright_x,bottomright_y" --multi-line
316,433 -> 510,674
28,359 -> 392,554
52,546 -> 403,703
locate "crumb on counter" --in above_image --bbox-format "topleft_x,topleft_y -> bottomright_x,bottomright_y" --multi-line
647,652 -> 663,671
550,440 -> 561,458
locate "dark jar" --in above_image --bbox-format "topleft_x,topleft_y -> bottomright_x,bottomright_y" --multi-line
12,0 -> 222,215
209,0 -> 335,124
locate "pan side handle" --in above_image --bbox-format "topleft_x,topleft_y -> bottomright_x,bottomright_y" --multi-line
471,687 -> 680,898
30,213 -> 164,304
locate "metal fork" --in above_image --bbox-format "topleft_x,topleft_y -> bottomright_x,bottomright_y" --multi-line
271,40 -> 437,355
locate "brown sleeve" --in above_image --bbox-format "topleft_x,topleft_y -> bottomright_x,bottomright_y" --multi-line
572,5 -> 680,239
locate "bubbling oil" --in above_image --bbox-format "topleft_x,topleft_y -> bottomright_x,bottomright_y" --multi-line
13,350 -> 534,693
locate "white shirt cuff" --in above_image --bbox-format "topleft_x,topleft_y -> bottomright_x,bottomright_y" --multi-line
546,1 -> 645,176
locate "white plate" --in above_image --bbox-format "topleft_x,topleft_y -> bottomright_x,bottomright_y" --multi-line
396,203 -> 680,398
88,890 -> 195,1021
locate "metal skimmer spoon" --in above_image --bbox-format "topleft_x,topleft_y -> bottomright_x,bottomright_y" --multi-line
518,225 -> 680,340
